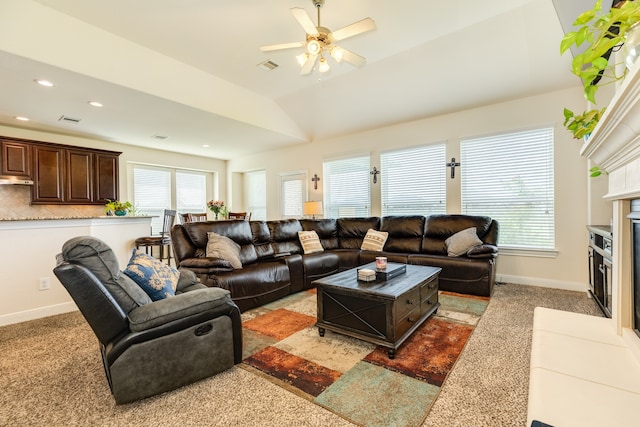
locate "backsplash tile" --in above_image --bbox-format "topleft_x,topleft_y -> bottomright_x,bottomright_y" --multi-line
0,185 -> 103,219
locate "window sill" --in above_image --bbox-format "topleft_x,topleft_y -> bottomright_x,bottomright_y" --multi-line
499,247 -> 558,258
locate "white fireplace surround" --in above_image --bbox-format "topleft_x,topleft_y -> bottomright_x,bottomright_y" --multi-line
527,60 -> 640,426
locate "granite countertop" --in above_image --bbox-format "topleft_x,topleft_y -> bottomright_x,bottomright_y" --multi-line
0,215 -> 153,221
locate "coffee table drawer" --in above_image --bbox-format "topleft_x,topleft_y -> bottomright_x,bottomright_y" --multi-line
395,287 -> 420,319
395,305 -> 421,339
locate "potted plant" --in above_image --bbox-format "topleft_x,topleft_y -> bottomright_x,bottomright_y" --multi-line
560,0 -> 640,105
563,107 -> 606,140
105,199 -> 133,216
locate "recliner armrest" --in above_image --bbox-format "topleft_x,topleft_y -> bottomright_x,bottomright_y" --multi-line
466,244 -> 498,259
128,287 -> 233,332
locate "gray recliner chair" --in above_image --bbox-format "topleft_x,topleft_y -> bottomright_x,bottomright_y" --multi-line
53,236 -> 242,404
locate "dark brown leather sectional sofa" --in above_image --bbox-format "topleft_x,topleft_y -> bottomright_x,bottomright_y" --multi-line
171,215 -> 499,312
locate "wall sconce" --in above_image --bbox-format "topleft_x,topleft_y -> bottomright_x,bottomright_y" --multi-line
303,201 -> 323,219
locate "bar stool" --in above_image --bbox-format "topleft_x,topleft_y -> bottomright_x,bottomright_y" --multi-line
135,209 -> 176,264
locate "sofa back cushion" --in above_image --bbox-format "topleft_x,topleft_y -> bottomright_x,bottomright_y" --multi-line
250,221 -> 275,259
337,217 -> 381,249
183,221 -> 258,265
422,214 -> 494,255
300,219 -> 339,250
268,219 -> 303,255
381,216 -> 425,253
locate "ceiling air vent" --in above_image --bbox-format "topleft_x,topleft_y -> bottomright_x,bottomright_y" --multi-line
58,115 -> 81,123
152,134 -> 168,140
257,60 -> 279,71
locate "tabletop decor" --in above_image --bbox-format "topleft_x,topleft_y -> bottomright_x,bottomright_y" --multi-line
104,199 -> 133,216
207,200 -> 227,220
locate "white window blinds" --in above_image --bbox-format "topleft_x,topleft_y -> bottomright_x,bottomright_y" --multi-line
133,166 -> 171,235
281,172 -> 306,218
246,170 -> 266,220
381,143 -> 446,216
176,171 -> 207,214
323,155 -> 370,218
461,127 -> 555,249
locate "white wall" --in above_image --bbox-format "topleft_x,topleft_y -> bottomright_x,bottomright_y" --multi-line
228,87 -> 601,291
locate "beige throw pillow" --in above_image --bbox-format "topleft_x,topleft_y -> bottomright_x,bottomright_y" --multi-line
298,230 -> 324,254
206,232 -> 243,269
445,227 -> 483,257
360,229 -> 389,252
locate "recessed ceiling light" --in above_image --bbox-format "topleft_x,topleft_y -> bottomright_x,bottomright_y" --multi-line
202,144 -> 210,148
34,79 -> 54,87
15,116 -> 29,121
88,101 -> 103,107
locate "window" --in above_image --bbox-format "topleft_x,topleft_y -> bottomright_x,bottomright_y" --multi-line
246,170 -> 266,220
461,127 -> 555,249
381,143 -> 446,216
132,165 -> 210,234
280,172 -> 306,218
323,155 -> 370,218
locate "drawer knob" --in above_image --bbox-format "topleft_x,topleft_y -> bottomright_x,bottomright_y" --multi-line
408,316 -> 416,323
407,299 -> 415,305
428,283 -> 435,289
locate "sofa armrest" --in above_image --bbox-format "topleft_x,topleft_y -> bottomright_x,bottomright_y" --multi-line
178,257 -> 234,273
466,244 -> 498,259
127,287 -> 233,332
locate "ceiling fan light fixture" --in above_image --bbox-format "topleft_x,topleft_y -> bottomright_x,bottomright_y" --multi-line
296,52 -> 309,66
330,46 -> 344,63
307,39 -> 322,55
319,56 -> 330,73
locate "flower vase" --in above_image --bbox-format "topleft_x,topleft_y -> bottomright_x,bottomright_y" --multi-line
214,213 -> 219,220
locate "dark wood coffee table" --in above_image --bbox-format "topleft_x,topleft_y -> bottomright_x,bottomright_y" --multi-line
313,262 -> 441,359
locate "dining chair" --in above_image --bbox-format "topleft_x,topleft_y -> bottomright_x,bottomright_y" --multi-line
227,211 -> 250,220
135,209 -> 176,264
183,212 -> 208,223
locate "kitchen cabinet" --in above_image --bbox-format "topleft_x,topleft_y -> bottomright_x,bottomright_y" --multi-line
0,139 -> 31,178
10,138 -> 122,205
31,144 -> 65,203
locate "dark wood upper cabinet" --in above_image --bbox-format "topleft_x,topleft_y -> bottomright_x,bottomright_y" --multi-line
32,145 -> 65,203
0,136 -> 122,205
94,152 -> 119,204
0,139 -> 32,178
66,149 -> 93,204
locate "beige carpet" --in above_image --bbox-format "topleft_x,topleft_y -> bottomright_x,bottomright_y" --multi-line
0,283 -> 601,426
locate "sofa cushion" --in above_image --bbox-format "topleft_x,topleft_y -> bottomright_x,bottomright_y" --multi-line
381,215 -> 425,253
298,230 -> 324,254
123,249 -> 179,301
360,229 -> 389,251
183,221 -> 258,265
300,218 -> 339,250
269,219 -> 303,255
206,232 -> 243,269
445,227 -> 483,257
250,221 -> 275,259
338,217 -> 381,249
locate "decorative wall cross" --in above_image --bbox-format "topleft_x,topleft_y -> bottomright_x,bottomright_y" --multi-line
311,174 -> 320,190
446,157 -> 461,179
370,167 -> 380,184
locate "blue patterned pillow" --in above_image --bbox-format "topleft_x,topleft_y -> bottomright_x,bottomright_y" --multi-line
123,249 -> 179,301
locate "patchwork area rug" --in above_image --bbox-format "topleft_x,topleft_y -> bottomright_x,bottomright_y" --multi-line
241,288 -> 489,427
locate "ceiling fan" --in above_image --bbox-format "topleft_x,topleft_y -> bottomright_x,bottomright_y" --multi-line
260,0 -> 376,75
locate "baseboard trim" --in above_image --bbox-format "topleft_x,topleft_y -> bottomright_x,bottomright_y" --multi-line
0,302 -> 78,327
497,274 -> 588,293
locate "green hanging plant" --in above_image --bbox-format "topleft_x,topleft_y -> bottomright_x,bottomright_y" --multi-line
562,107 -> 606,139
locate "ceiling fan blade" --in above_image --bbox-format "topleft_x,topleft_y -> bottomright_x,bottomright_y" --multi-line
260,41 -> 305,52
291,7 -> 319,36
300,54 -> 318,75
330,18 -> 376,41
340,48 -> 366,67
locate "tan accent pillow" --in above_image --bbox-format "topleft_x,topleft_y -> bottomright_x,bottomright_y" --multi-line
360,229 -> 389,252
445,227 -> 483,257
206,232 -> 243,269
298,230 -> 324,254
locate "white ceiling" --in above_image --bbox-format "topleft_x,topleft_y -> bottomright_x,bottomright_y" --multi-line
0,0 -> 587,160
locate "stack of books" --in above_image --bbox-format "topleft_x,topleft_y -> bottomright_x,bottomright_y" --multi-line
357,268 -> 376,282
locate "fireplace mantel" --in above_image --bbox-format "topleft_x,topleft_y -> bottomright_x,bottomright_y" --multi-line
581,59 -> 640,176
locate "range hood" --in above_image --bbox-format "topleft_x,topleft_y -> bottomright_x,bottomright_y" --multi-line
0,177 -> 34,185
